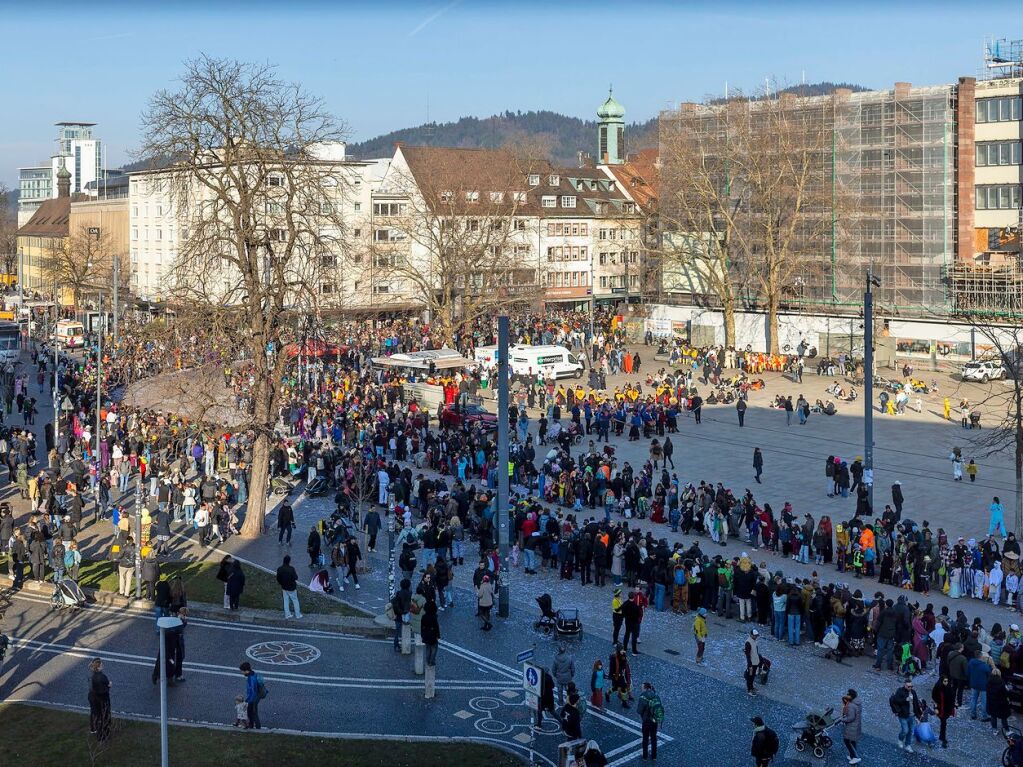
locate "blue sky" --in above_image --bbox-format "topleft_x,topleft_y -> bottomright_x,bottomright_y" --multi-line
0,0 -> 1016,186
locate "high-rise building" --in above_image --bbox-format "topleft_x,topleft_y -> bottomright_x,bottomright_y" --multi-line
17,122 -> 103,226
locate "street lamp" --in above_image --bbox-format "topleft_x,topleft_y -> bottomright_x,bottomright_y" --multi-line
156,615 -> 183,767
864,270 -> 881,511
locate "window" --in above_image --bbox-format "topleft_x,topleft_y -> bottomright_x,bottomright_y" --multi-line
630,274 -> 639,287
623,202 -> 636,213
490,192 -> 504,203
976,184 -> 1022,210
466,191 -> 480,203
155,229 -> 162,240
373,202 -> 406,216
628,251 -> 638,264
353,228 -> 362,237
580,223 -> 588,236
977,141 -> 1022,167
977,97 -> 1022,123
599,228 -> 607,240
374,254 -> 397,267
599,276 -> 607,288
267,202 -> 283,215
132,228 -> 138,241
320,254 -> 336,268
490,220 -> 504,231
561,196 -> 576,208
354,203 -> 361,212
156,205 -> 162,216
373,228 -> 404,242
599,252 -> 607,265
268,174 -> 285,187
514,219 -> 526,231
528,174 -> 540,186
320,282 -> 335,295
467,219 -> 479,232
548,175 -> 560,185
570,272 -> 578,287
514,245 -> 530,257
488,246 -> 502,258
547,247 -> 556,261
541,196 -> 557,208
373,284 -> 390,294
439,191 -> 453,203
269,228 -> 286,241
512,191 -> 526,203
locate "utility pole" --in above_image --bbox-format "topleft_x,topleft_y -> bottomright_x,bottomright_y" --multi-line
53,280 -> 60,455
112,254 -> 119,345
864,269 -> 880,511
96,294 -> 103,461
496,315 -> 510,618
134,472 -> 143,600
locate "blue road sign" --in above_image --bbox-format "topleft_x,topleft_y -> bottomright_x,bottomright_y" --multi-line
516,649 -> 534,664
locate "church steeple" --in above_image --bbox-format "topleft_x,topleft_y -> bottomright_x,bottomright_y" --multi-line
597,87 -> 626,165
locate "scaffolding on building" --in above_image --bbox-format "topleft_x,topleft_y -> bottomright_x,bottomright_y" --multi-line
833,84 -> 955,313
983,38 -> 1023,80
947,259 -> 1023,314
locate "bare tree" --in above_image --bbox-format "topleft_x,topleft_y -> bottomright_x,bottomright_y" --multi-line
44,224 -> 115,307
0,184 -> 19,280
138,55 -> 351,538
658,100 -> 746,347
371,147 -> 542,347
659,91 -> 835,352
961,324 -> 1023,534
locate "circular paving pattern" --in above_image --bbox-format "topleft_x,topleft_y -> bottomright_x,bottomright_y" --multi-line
245,640 -> 321,666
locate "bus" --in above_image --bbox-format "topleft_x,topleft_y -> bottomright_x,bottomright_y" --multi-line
0,321 -> 20,363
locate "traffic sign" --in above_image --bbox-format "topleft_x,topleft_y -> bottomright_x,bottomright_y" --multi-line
522,662 -> 542,696
516,648 -> 534,664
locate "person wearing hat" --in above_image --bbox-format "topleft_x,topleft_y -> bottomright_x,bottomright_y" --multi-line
694,607 -> 708,663
839,688 -> 863,764
750,716 -> 779,766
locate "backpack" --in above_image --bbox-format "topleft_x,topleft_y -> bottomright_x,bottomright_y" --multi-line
648,694 -> 665,723
255,674 -> 268,700
64,550 -> 76,569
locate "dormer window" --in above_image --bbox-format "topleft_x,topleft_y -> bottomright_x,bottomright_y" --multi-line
548,174 -> 560,185
623,202 -> 636,213
465,191 -> 480,203
541,195 -> 557,208
528,174 -> 540,186
561,196 -> 576,208
576,180 -> 585,190
511,191 -> 526,203
439,190 -> 453,203
489,191 -> 504,203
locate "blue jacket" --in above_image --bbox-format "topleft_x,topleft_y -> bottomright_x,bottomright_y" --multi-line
967,657 -> 991,691
245,672 -> 260,704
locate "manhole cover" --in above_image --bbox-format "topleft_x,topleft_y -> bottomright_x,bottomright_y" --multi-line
245,640 -> 321,666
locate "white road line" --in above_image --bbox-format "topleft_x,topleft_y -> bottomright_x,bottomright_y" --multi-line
603,738 -> 642,758
7,637 -> 513,690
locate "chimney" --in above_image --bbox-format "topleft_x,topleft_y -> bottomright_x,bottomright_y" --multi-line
894,82 -> 912,98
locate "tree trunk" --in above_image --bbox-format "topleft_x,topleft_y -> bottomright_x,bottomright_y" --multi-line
239,430 -> 270,538
767,296 -> 780,355
722,297 -> 737,350
1015,439 -> 1022,536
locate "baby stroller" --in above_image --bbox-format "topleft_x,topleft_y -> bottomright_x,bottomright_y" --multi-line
305,476 -> 329,497
270,475 -> 295,496
534,594 -> 583,637
51,579 -> 87,610
792,706 -> 836,759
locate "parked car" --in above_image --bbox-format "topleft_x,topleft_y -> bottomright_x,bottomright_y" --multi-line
960,359 -> 1006,383
440,402 -> 498,431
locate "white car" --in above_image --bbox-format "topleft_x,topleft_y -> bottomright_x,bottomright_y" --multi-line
960,359 -> 1005,383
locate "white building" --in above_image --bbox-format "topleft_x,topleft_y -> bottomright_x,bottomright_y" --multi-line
18,122 -> 103,226
128,142 -> 381,302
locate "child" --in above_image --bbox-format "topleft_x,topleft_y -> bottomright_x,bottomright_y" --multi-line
694,607 -> 708,663
966,459 -> 978,483
509,543 -> 520,568
233,695 -> 248,727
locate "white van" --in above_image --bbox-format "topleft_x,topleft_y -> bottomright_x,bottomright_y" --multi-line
475,344 -> 584,379
56,320 -> 86,349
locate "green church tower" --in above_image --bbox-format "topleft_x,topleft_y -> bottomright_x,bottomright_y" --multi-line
597,88 -> 626,165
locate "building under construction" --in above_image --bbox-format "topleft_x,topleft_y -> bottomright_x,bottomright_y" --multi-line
659,49 -> 1023,319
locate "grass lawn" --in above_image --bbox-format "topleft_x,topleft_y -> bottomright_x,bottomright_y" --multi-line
0,703 -> 523,767
1,555 -> 364,617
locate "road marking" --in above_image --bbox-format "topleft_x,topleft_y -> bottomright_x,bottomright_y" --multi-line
7,637 -> 513,691
454,710 -> 474,719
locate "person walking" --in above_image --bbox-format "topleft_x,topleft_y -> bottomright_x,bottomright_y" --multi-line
622,588 -> 642,655
737,398 -> 747,427
693,607 -> 708,663
363,507 -> 381,552
306,525 -> 321,568
929,675 -> 955,749
990,497 -> 1007,538
277,502 -> 295,545
117,534 -> 136,597
988,668 -> 1011,735
608,645 -> 632,709
560,692 -> 583,741
889,677 -> 923,753
226,560 -> 245,610
239,661 -> 264,729
838,688 -> 862,764
750,716 -> 779,766
552,644 -> 576,706
784,396 -> 794,426
662,436 -> 674,469
420,598 -> 440,667
476,574 -> 494,630
611,587 -> 625,645
276,555 -> 302,619
753,448 -> 763,484
744,628 -> 763,697
88,658 -> 112,740
637,681 -> 664,760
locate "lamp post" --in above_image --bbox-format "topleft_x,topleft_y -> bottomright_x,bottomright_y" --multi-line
134,472 -> 144,600
864,269 -> 881,511
496,315 -> 510,618
156,615 -> 183,767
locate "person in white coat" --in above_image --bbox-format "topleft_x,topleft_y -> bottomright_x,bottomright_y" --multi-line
990,560 -> 1004,605
377,468 -> 390,505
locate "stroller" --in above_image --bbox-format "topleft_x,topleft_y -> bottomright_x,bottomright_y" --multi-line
270,475 -> 295,496
792,706 -> 836,759
305,476 -> 329,497
51,579 -> 87,610
534,594 -> 583,637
